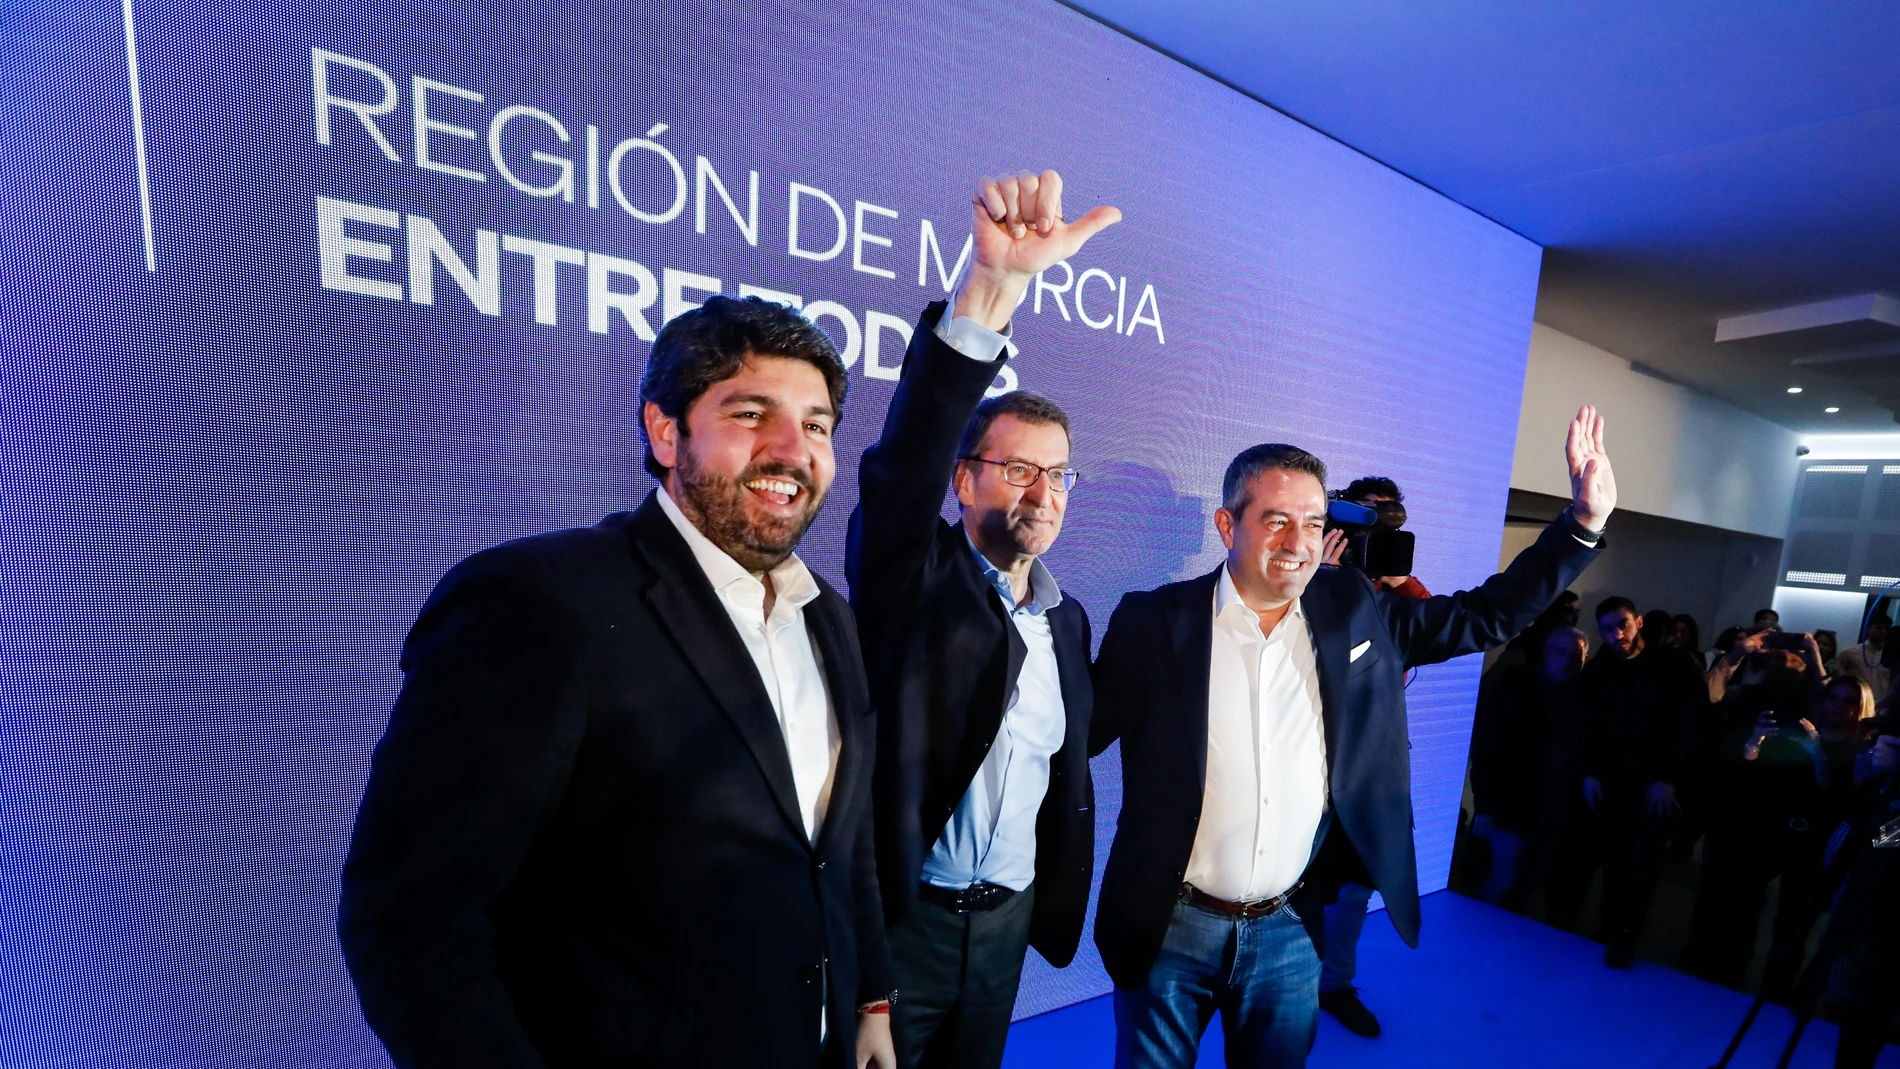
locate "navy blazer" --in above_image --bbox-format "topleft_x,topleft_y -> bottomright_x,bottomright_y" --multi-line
1089,516 -> 1600,989
846,303 -> 1096,967
340,497 -> 892,1068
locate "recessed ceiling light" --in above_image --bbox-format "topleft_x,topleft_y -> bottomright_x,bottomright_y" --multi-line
1826,406 -> 1841,413
1788,386 -> 1804,394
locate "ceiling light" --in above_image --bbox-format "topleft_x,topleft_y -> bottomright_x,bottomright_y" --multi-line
1787,386 -> 1804,394
1826,406 -> 1841,413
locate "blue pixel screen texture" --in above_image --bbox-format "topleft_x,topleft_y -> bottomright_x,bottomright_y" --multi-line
2,0 -> 1541,1062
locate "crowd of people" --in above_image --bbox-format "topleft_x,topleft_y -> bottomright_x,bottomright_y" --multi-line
1462,595 -> 1900,1065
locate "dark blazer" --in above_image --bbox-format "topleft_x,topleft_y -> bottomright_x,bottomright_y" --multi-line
339,496 -> 893,1068
1089,516 -> 1599,989
846,302 -> 1096,967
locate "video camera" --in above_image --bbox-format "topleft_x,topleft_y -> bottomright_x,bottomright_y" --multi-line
1325,492 -> 1415,579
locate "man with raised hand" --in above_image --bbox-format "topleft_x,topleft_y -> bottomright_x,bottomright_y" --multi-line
341,297 -> 896,1068
1090,408 -> 1615,1067
847,171 -> 1119,1069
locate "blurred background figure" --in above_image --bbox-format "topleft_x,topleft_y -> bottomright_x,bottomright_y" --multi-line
1641,609 -> 1675,651
1468,626 -> 1590,911
1547,597 -> 1704,969
1670,614 -> 1705,670
1836,612 -> 1891,703
1813,629 -> 1839,675
1497,590 -> 1581,671
1681,631 -> 1830,997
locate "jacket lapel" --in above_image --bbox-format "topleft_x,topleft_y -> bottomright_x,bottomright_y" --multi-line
1168,569 -> 1220,796
627,495 -> 810,847
807,594 -> 866,848
1048,600 -> 1093,761
1300,575 -> 1352,782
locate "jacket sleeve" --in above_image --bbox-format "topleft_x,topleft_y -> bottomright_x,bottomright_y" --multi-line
854,720 -> 896,1003
845,302 -> 1007,619
338,549 -> 583,1069
1376,513 -> 1601,670
1466,666 -> 1510,815
1089,593 -> 1147,757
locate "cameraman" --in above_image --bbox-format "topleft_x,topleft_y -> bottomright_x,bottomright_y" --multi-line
1681,630 -> 1829,995
1321,476 -> 1430,598
1312,475 -> 1428,1038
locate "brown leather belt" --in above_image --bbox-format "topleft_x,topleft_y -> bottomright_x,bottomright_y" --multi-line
1180,881 -> 1302,920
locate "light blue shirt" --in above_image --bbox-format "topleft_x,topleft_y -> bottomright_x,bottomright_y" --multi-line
920,536 -> 1070,891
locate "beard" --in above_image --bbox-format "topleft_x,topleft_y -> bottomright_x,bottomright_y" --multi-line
672,444 -> 825,573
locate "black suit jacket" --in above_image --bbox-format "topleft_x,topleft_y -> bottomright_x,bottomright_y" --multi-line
339,496 -> 893,1068
1089,516 -> 1599,989
845,302 -> 1096,967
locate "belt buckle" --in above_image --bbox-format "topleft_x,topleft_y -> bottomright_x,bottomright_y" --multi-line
952,884 -> 993,913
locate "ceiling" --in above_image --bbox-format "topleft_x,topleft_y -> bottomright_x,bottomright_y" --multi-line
1066,0 -> 1900,432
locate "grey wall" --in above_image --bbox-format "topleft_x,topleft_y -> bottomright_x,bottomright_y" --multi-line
1512,324 -> 1798,540
1500,489 -> 1782,644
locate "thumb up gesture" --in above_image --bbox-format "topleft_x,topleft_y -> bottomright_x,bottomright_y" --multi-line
953,170 -> 1121,331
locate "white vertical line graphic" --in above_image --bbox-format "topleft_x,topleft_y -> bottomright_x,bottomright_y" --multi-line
122,0 -> 156,272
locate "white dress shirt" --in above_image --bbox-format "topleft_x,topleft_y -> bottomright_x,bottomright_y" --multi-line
656,487 -> 840,841
1185,564 -> 1329,902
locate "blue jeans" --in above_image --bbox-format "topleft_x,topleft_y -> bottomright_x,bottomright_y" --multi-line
1318,881 -> 1372,993
1113,897 -> 1321,1069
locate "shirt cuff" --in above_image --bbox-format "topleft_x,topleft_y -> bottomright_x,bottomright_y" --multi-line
933,313 -> 1013,363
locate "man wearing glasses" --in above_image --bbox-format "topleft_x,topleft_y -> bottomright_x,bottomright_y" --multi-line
847,169 -> 1119,1069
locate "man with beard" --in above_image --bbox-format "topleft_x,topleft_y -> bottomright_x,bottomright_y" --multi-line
1571,597 -> 1705,970
847,170 -> 1119,1069
339,297 -> 896,1068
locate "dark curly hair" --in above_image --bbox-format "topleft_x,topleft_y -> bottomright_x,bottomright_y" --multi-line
1342,476 -> 1402,502
638,296 -> 848,481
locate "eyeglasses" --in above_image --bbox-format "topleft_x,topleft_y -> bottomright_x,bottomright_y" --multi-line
959,456 -> 1079,493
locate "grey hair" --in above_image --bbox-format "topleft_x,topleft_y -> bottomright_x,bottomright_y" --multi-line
1220,443 -> 1327,518
955,390 -> 1072,460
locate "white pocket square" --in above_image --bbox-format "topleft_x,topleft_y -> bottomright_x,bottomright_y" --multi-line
1349,640 -> 1372,663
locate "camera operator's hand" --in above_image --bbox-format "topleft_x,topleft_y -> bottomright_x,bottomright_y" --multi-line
1645,780 -> 1680,817
1322,528 -> 1347,567
1582,775 -> 1604,813
1565,405 -> 1616,533
952,172 -> 1122,332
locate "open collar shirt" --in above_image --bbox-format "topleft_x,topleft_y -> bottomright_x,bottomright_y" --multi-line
1184,564 -> 1329,902
656,487 -> 840,842
919,534 -> 1069,891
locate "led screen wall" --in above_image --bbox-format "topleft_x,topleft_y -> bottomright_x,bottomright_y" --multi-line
2,0 -> 1541,1062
